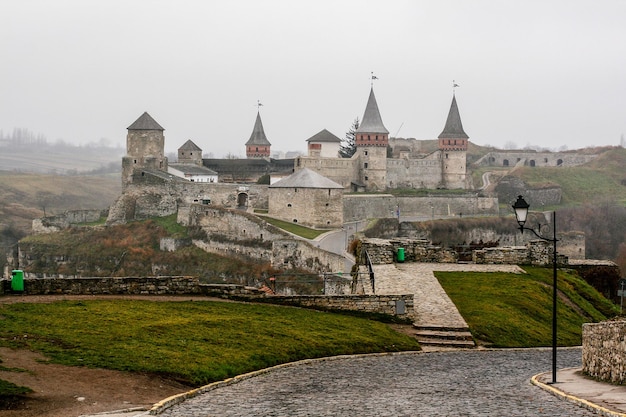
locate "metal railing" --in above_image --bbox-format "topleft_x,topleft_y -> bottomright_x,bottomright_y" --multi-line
364,250 -> 375,294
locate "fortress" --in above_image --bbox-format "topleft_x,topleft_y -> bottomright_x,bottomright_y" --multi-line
110,83 -> 597,230
121,86 -> 470,194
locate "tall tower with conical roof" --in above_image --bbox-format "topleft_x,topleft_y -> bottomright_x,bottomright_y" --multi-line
354,87 -> 389,191
122,112 -> 168,188
245,112 -> 271,159
438,94 -> 468,189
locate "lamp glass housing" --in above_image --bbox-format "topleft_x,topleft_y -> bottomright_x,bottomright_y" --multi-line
512,195 -> 530,228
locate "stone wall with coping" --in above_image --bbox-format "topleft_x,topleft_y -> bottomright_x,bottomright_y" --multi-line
361,238 -> 569,266
361,238 -> 457,264
582,320 -> 626,384
258,294 -> 415,320
473,240 -> 569,266
0,277 -> 412,318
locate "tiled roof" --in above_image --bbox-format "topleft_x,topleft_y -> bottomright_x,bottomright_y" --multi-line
306,129 -> 341,143
169,163 -> 217,175
356,88 -> 389,134
438,95 -> 469,139
179,139 -> 202,151
127,112 -> 164,131
270,168 -> 343,189
245,112 -> 271,146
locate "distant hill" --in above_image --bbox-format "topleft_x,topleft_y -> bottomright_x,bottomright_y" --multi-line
0,142 -> 124,174
500,146 -> 626,207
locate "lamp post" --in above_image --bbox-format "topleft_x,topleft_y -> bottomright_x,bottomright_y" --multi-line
512,195 -> 559,384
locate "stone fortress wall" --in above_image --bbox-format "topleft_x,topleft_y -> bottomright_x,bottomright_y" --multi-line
475,150 -> 598,168
32,209 -> 107,234
344,194 -> 500,221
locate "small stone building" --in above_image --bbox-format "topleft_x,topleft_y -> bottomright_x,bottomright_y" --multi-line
269,168 -> 344,228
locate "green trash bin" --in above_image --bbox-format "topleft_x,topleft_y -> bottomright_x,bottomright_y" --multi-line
11,270 -> 24,292
397,248 -> 405,263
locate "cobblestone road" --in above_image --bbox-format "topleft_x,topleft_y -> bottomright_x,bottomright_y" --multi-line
158,348 -> 597,416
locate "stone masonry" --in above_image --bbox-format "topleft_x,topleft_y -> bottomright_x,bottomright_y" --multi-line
582,320 -> 626,384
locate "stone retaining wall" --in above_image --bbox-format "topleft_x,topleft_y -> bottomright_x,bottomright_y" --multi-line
0,277 -> 411,318
361,238 -> 457,264
582,320 -> 626,384
1,276 -> 202,296
256,294 -> 415,320
473,240 -> 568,266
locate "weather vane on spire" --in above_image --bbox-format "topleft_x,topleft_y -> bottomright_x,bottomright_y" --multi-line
453,80 -> 460,94
257,100 -> 263,110
371,72 -> 379,87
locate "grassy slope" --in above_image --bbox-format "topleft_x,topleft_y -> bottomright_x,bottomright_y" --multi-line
259,216 -> 329,239
0,300 -> 420,387
436,267 -> 619,347
18,215 -> 275,280
510,147 -> 626,207
0,172 -> 121,231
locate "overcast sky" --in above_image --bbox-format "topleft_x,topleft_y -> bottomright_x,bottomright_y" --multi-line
1,0 -> 625,157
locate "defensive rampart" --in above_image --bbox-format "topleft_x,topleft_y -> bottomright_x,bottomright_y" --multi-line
32,209 -> 107,234
344,195 -> 499,221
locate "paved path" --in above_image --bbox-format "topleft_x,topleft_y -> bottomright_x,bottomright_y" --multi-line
155,348 -> 599,416
371,263 -> 525,329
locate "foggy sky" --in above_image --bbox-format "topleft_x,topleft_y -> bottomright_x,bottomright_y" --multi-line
1,0 -> 625,157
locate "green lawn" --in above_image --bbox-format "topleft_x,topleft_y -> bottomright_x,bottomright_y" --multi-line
258,216 -> 329,239
0,300 -> 420,390
436,266 -> 619,347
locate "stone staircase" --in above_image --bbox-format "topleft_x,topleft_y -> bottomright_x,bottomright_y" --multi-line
413,325 -> 475,349
359,262 -> 525,349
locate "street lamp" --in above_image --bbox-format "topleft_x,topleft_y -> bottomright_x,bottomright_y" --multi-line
512,195 -> 559,384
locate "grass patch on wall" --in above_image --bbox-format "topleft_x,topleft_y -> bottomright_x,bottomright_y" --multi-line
259,216 -> 329,239
435,266 -> 618,347
0,300 -> 420,388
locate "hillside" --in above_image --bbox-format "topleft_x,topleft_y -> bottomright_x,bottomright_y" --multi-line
0,142 -> 124,174
511,147 -> 626,206
0,172 -> 121,273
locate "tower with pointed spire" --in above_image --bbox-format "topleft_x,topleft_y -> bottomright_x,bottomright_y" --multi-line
354,87 -> 389,191
438,94 -> 468,188
245,112 -> 271,159
122,112 -> 168,189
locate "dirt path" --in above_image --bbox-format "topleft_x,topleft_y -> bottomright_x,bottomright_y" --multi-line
0,294 -> 222,417
0,347 -> 190,417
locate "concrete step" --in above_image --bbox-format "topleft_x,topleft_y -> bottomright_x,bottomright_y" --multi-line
413,324 -> 476,348
416,336 -> 476,348
414,329 -> 473,341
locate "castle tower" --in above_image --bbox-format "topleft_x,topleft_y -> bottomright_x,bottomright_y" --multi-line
438,94 -> 468,189
245,111 -> 271,159
355,87 -> 389,191
178,139 -> 203,165
122,112 -> 168,189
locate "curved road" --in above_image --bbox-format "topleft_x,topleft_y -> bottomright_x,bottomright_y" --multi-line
158,348 -> 597,416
